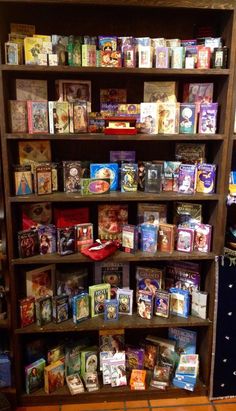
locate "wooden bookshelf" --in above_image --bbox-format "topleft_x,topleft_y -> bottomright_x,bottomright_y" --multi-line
0,0 -> 235,406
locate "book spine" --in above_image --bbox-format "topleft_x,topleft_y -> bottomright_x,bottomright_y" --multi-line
27,101 -> 33,134
48,101 -> 55,134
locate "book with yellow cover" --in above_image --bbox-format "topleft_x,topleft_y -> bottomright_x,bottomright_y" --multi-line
44,360 -> 65,393
33,34 -> 51,42
24,37 -> 43,64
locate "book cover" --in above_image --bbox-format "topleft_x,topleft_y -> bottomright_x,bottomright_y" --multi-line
73,100 -> 88,133
14,165 -> 32,195
165,261 -> 200,293
198,103 -> 218,134
24,37 -> 43,64
38,224 -> 57,254
158,102 -> 180,134
72,293 -> 90,323
196,163 -> 216,194
57,79 -> 91,103
179,103 -> 197,134
94,261 -> 130,299
168,327 -> 197,355
89,283 -> 111,317
44,360 -> 65,393
27,101 -> 48,134
9,100 -> 28,133
26,264 -> 55,299
175,143 -> 206,164
100,88 -> 127,104
53,101 -> 69,134
98,204 -> 128,241
137,203 -> 167,226
140,102 -> 158,134
178,164 -> 197,194
16,79 -> 48,101
90,163 -> 119,191
25,358 -> 46,394
144,81 -> 177,103
173,202 -> 202,226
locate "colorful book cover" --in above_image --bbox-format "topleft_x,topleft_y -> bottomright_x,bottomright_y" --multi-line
178,164 -> 197,194
194,223 -> 212,252
89,283 -> 111,317
165,261 -> 200,293
137,203 -> 167,226
155,47 -> 169,68
9,100 -> 28,133
98,204 -> 128,240
72,293 -> 90,323
14,165 -> 32,195
198,103 -> 218,134
90,163 -> 119,191
168,327 -> 197,355
173,202 -> 202,226
177,227 -> 195,253
183,82 -> 214,112
27,101 -> 48,134
38,224 -> 57,255
121,163 -> 138,192
140,223 -> 158,253
44,360 -> 65,393
24,37 -> 43,64
158,102 -> 180,134
73,100 -> 88,133
25,358 -> 46,394
169,288 -> 190,318
196,163 -> 216,194
179,103 -> 197,134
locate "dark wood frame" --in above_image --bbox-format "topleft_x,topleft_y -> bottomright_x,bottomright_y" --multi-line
0,0 -> 236,406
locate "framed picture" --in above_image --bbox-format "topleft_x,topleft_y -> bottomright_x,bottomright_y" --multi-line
57,79 -> 91,103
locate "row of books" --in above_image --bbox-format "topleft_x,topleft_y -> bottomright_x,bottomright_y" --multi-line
24,328 -> 199,394
19,261 -> 207,330
9,99 -> 218,135
14,160 -> 217,197
5,24 -> 227,69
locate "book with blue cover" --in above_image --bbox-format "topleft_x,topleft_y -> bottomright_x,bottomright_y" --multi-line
168,327 -> 197,355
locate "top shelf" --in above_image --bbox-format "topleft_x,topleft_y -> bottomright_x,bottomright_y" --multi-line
0,0 -> 234,9
0,65 -> 230,76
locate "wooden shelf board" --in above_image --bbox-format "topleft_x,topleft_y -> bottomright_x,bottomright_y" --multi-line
15,315 -> 211,334
0,64 -> 230,76
12,250 -> 216,265
9,191 -> 220,203
19,380 -> 207,405
5,132 -> 226,141
0,387 -> 16,394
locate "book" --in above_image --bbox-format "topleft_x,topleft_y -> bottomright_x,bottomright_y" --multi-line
173,202 -> 202,226
104,299 -> 119,321
89,283 -> 111,317
72,293 -> 90,323
99,329 -> 125,354
168,328 -> 197,355
175,143 -> 206,164
48,101 -> 69,134
66,373 -> 85,394
38,224 -> 57,254
143,81 -> 177,103
165,261 -> 200,293
140,223 -> 158,253
57,79 -> 91,103
90,163 -> 119,191
57,226 -> 76,256
177,227 -> 195,253
24,36 -> 43,64
18,229 -> 39,258
158,102 -> 180,134
169,288 -> 190,318
154,290 -> 170,318
35,296 -> 52,326
116,288 -> 133,315
25,358 -> 46,394
27,101 -> 48,134
136,266 -> 164,297
16,78 -> 48,101
98,204 -> 128,241
73,101 -> 88,134
94,262 -> 130,299
18,140 -> 51,167
137,290 -> 153,319
158,223 -> 176,253
183,82 -> 214,112
130,369 -> 146,390
14,165 -> 32,195
19,296 -> 35,327
198,103 -> 218,134
52,295 -> 69,323
178,164 -> 197,194
26,264 -> 55,299
163,161 -> 181,192
179,103 -> 197,134
196,163 -> 216,194
35,164 -> 52,195
100,88 -> 127,104
140,102 -> 158,134
144,163 -> 162,193
44,360 -> 65,393
194,223 -> 212,252
120,163 -> 138,192
62,161 -> 82,192
9,100 -> 28,133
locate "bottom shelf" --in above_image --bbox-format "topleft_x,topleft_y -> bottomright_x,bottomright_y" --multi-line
19,381 -> 207,405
